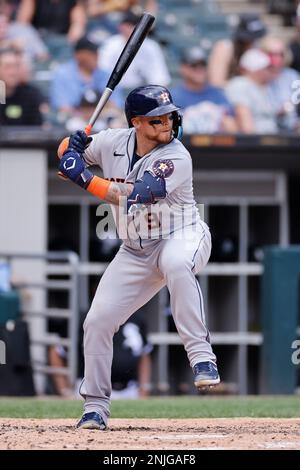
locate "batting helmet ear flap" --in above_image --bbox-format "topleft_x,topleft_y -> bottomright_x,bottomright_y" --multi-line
172,111 -> 183,140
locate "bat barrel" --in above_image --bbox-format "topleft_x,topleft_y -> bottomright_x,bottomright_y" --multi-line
106,13 -> 155,91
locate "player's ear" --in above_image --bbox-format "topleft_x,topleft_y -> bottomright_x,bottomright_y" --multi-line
131,116 -> 141,129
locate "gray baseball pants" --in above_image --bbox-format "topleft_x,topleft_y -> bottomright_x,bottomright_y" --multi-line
79,222 -> 216,423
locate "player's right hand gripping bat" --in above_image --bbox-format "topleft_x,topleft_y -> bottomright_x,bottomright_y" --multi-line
57,12 -> 155,167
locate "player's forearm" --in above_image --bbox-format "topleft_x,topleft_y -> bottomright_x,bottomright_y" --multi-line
87,176 -> 133,205
104,181 -> 134,205
88,170 -> 167,210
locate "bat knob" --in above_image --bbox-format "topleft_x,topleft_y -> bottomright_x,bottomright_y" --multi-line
57,171 -> 68,181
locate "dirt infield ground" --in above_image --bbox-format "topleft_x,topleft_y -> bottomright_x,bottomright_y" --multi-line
1,418 -> 300,450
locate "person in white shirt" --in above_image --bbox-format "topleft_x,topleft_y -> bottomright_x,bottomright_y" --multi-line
226,48 -> 277,134
99,11 -> 170,88
260,35 -> 300,132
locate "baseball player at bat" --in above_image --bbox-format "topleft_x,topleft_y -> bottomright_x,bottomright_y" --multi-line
58,85 -> 220,430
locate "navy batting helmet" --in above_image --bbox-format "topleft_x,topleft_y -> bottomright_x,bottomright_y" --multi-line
125,85 -> 183,139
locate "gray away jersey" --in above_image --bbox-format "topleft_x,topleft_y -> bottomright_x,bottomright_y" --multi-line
84,128 -> 201,249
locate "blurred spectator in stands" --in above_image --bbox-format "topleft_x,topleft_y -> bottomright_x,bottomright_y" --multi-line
0,2 -> 49,64
65,88 -> 125,132
87,0 -> 157,40
0,6 -> 33,83
268,0 -> 296,27
289,4 -> 300,73
0,47 -> 45,125
16,0 -> 86,44
48,344 -> 74,397
260,35 -> 300,132
0,0 -> 17,18
208,13 -> 267,88
99,10 -> 170,89
50,36 -> 123,121
226,48 -> 277,134
171,47 -> 237,134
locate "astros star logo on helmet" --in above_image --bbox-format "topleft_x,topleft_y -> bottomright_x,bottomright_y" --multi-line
160,92 -> 170,104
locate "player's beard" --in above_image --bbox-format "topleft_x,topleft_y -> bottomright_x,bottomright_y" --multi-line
153,129 -> 173,145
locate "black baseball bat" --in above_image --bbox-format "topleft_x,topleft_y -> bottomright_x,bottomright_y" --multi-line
85,12 -> 155,134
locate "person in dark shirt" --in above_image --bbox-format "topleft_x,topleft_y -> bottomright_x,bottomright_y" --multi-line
0,47 -> 44,125
17,0 -> 86,43
289,6 -> 300,74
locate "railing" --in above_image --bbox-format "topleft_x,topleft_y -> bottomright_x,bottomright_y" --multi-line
0,252 -> 79,387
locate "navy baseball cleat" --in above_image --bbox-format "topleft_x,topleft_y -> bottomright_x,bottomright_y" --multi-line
76,412 -> 106,430
193,361 -> 220,388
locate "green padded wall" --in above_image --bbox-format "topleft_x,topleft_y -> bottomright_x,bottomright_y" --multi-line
261,247 -> 300,393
